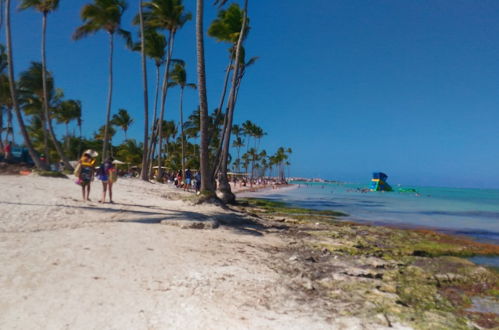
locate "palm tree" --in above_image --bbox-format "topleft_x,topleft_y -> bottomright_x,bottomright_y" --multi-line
169,62 -> 195,180
195,0 -> 211,195
160,119 -> 176,156
231,135 -> 244,171
138,0 -> 149,180
73,0 -> 130,160
4,0 -> 44,169
116,138 -> 143,164
208,2 -> 249,202
95,124 -> 116,150
111,108 -> 133,140
19,0 -> 74,170
18,62 -> 55,160
207,3 -> 250,134
131,29 -> 166,179
141,0 -> 191,179
273,147 -> 292,182
54,99 -> 81,150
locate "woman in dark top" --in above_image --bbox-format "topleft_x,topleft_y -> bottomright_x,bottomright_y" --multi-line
98,157 -> 116,203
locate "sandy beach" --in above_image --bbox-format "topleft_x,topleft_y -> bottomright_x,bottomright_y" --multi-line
2,174 -> 497,329
0,175 -> 386,330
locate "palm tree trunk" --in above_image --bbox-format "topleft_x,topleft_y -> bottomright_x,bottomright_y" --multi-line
65,122 -> 69,152
208,58 -> 234,179
0,107 -> 4,152
6,107 -> 13,143
4,0 -> 44,169
145,64 -> 161,178
42,117 -> 49,162
41,12 -> 73,170
179,87 -> 186,178
102,32 -> 114,160
196,0 -> 215,196
208,58 -> 233,146
217,0 -> 248,203
139,0 -> 149,181
156,32 -> 175,179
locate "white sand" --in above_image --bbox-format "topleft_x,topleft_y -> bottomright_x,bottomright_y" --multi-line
0,175 -> 395,330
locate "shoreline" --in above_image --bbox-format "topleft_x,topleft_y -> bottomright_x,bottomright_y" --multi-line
234,182 -> 298,196
1,175 -> 497,329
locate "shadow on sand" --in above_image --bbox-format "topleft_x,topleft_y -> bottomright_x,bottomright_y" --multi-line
0,200 -> 285,237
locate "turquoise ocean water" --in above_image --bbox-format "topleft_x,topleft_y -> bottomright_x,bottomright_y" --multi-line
241,181 -> 499,267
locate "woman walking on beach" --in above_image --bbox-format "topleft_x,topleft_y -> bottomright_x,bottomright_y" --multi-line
97,157 -> 116,203
77,150 -> 97,202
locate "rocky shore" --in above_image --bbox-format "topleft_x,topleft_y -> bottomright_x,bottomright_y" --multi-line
234,198 -> 499,329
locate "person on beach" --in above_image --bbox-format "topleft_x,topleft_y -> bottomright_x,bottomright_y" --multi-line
176,170 -> 183,188
194,172 -> 201,194
184,169 -> 192,191
77,151 -> 96,202
97,157 -> 116,203
4,141 -> 12,160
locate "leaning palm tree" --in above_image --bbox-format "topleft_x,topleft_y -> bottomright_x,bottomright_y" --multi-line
73,0 -> 130,160
19,0 -> 74,170
140,0 -> 191,179
4,0 -> 44,169
111,108 -> 134,140
208,1 -> 250,202
168,62 -> 195,180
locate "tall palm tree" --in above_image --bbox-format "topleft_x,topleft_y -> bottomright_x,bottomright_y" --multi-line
4,0 -> 44,168
195,0 -> 214,196
169,62 -> 195,180
138,0 -> 149,180
73,0 -> 130,160
19,0 -> 74,170
217,0 -> 249,203
132,29 -> 167,179
111,108 -> 133,140
141,0 -> 191,179
207,3 -> 249,135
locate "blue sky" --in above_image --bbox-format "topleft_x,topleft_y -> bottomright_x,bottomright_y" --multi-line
3,0 -> 499,188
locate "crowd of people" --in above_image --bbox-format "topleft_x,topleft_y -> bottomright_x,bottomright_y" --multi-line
157,169 -> 201,194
